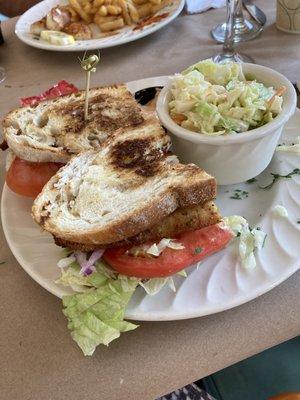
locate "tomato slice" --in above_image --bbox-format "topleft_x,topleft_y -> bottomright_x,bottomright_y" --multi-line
6,157 -> 63,198
103,224 -> 234,278
20,80 -> 78,106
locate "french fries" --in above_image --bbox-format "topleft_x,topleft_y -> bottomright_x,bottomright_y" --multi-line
94,15 -> 121,23
107,4 -> 122,15
127,0 -> 139,23
148,0 -> 161,5
98,5 -> 108,16
132,0 -> 149,5
63,0 -> 167,35
99,17 -> 125,31
136,2 -> 152,18
117,0 -> 132,25
69,0 -> 92,22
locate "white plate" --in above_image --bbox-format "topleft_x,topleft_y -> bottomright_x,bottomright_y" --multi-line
15,0 -> 184,51
1,77 -> 300,321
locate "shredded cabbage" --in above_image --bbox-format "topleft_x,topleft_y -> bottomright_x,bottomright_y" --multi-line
140,277 -> 176,295
146,238 -> 185,256
223,216 -> 267,269
169,59 -> 283,135
128,238 -> 185,258
273,205 -> 288,218
277,137 -> 300,154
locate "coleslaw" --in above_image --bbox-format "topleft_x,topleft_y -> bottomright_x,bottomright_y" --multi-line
169,59 -> 284,135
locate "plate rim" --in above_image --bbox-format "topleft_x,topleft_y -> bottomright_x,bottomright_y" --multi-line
15,0 -> 185,52
1,76 -> 300,321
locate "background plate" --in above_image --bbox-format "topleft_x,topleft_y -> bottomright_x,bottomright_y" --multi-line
1,77 -> 300,321
15,0 -> 184,51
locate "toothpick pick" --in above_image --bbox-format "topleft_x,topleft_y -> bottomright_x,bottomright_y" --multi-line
79,51 -> 100,121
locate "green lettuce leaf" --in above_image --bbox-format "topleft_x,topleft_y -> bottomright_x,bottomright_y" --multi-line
183,59 -> 243,86
57,254 -> 188,355
139,277 -> 175,295
61,263 -> 139,356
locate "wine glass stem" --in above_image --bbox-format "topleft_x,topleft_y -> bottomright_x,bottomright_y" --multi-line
234,0 -> 243,22
223,0 -> 236,56
232,0 -> 248,32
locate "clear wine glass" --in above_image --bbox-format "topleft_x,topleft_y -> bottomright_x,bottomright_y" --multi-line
212,0 -> 254,63
211,0 -> 262,43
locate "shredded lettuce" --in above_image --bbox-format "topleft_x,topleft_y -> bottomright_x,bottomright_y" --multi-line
56,258 -> 139,355
277,137 -> 300,155
128,238 -> 185,258
146,238 -> 184,257
63,278 -> 139,356
223,215 -> 267,269
56,254 -> 187,355
177,269 -> 187,278
273,205 -> 288,218
183,59 -> 244,86
169,59 -> 282,135
139,277 -> 176,295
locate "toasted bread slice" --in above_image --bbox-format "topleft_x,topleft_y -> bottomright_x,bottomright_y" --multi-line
32,119 -> 216,245
3,85 -> 144,163
54,201 -> 221,251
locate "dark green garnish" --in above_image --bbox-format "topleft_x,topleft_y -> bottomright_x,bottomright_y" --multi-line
297,220 -> 300,224
0,261 -> 5,265
246,178 -> 257,184
236,232 -> 241,237
262,234 -> 267,248
230,190 -> 249,200
194,247 -> 202,254
259,168 -> 300,189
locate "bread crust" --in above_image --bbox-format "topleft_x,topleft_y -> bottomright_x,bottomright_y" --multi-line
33,163 -> 216,245
5,134 -> 71,163
53,201 -> 221,251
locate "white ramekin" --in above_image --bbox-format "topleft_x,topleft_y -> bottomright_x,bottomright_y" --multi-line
156,63 -> 297,185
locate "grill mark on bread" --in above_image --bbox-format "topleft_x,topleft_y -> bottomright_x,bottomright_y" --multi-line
111,138 -> 168,177
56,94 -> 144,134
3,85 -> 146,163
32,118 -> 217,245
0,141 -> 8,151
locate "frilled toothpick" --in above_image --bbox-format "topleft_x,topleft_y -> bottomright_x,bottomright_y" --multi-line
79,51 -> 100,120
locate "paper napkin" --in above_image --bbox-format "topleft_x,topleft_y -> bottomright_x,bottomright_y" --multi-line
186,0 -> 226,15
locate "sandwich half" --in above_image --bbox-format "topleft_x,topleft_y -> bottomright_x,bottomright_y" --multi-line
32,117 -> 233,281
2,84 -> 147,198
32,118 -> 219,247
31,115 -> 233,356
3,84 -> 145,163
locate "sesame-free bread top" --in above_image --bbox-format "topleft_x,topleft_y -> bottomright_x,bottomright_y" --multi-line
2,84 -> 144,163
32,118 -> 217,246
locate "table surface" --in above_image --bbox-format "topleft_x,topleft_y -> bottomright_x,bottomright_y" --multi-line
0,2 -> 300,399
